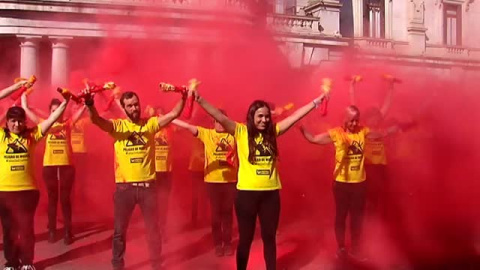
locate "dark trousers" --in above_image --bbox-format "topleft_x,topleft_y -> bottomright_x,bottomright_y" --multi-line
156,172 -> 172,233
235,190 -> 280,270
190,171 -> 204,225
206,182 -> 236,247
333,181 -> 367,250
366,164 -> 388,214
112,183 -> 162,270
0,190 -> 40,267
43,165 -> 75,233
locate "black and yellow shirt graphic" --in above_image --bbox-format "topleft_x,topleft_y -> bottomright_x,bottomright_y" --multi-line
110,117 -> 160,183
328,127 -> 370,183
44,122 -> 73,166
365,136 -> 387,165
71,118 -> 88,153
0,126 -> 44,191
234,123 -> 281,191
196,127 -> 237,183
154,127 -> 173,172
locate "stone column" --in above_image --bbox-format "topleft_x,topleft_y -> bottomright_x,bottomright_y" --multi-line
407,0 -> 427,55
384,0 -> 393,39
51,37 -> 72,86
18,36 -> 41,78
352,0 -> 364,37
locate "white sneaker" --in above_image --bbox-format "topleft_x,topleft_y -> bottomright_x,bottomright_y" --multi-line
3,267 -> 16,270
21,265 -> 36,270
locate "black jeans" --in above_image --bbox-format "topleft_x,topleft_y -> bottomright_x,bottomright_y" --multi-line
190,171 -> 204,225
43,165 -> 75,233
333,181 -> 367,250
365,164 -> 388,214
0,190 -> 40,267
235,190 -> 280,270
156,172 -> 172,233
112,183 -> 162,270
206,183 -> 236,247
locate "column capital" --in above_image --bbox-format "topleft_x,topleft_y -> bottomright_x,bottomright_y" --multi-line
17,35 -> 42,47
49,36 -> 73,48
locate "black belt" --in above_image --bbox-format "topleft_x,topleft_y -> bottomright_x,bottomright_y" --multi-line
118,181 -> 154,188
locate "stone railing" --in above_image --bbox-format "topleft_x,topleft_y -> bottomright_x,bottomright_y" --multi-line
425,44 -> 480,60
266,14 -> 322,36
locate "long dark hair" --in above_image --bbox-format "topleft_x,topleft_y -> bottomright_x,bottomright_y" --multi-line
246,100 -> 278,164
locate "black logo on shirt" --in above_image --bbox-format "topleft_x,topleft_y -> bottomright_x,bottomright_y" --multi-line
6,140 -> 28,154
126,132 -> 146,146
255,143 -> 273,157
215,138 -> 231,152
49,130 -> 67,140
155,135 -> 168,146
348,141 -> 364,155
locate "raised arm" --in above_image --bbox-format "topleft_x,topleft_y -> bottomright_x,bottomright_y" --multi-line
171,118 -> 198,136
21,93 -> 40,124
157,93 -> 188,128
380,80 -> 394,117
349,79 -> 357,106
299,126 -> 333,145
40,96 -> 70,135
195,94 -> 235,135
0,80 -> 28,100
84,96 -> 114,133
277,94 -> 326,136
71,105 -> 87,125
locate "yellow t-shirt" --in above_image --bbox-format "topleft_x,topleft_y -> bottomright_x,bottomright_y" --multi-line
188,138 -> 205,172
110,117 -> 160,183
43,121 -> 73,166
0,126 -> 44,191
154,126 -> 173,172
196,127 -> 237,183
328,127 -> 370,183
71,118 -> 88,154
365,137 -> 387,165
235,123 -> 281,191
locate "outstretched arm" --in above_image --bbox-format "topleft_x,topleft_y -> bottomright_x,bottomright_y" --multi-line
0,80 -> 28,100
277,94 -> 326,136
21,93 -> 40,124
171,118 -> 198,136
195,94 -> 235,135
299,126 -> 333,145
157,94 -> 188,128
349,79 -> 357,106
71,105 -> 87,125
40,96 -> 70,135
380,81 -> 394,117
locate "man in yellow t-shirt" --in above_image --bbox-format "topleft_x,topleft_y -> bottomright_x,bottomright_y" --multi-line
300,105 -> 398,261
172,111 -> 237,256
22,96 -> 86,245
0,91 -> 69,269
84,89 -> 187,270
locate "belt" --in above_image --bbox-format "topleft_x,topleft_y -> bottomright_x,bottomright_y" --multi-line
118,181 -> 154,188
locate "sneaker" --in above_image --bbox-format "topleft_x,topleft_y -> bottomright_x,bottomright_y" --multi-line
3,267 -> 17,270
214,245 -> 224,257
336,247 -> 348,260
224,244 -> 234,256
64,232 -> 74,245
21,265 -> 36,270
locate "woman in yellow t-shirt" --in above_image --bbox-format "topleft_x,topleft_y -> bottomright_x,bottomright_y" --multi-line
22,96 -> 86,245
172,110 -> 238,257
193,91 -> 327,270
299,105 -> 399,261
0,92 -> 69,269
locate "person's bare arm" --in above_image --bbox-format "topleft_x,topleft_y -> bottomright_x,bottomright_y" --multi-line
157,94 -> 187,128
299,126 -> 333,145
380,81 -> 394,117
40,97 -> 70,135
277,94 -> 326,136
21,93 -> 40,124
195,94 -> 235,135
0,80 -> 28,100
171,119 -> 198,136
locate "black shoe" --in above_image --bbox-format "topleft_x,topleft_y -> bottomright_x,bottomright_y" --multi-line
224,244 -> 234,256
48,230 -> 56,243
64,232 -> 74,245
214,245 -> 224,257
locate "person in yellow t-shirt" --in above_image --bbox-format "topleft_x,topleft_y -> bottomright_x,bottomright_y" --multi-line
193,90 -> 327,270
172,109 -> 237,257
145,106 -> 175,242
83,87 -> 189,270
22,95 -> 86,245
349,77 -> 396,213
0,92 -> 69,270
299,105 -> 399,261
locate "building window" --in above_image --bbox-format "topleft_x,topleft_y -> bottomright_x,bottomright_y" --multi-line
443,4 -> 462,46
363,0 -> 385,38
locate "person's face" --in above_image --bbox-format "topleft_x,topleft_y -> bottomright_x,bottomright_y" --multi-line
344,110 -> 360,132
254,106 -> 271,131
214,120 -> 225,132
123,96 -> 141,121
7,118 -> 26,135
